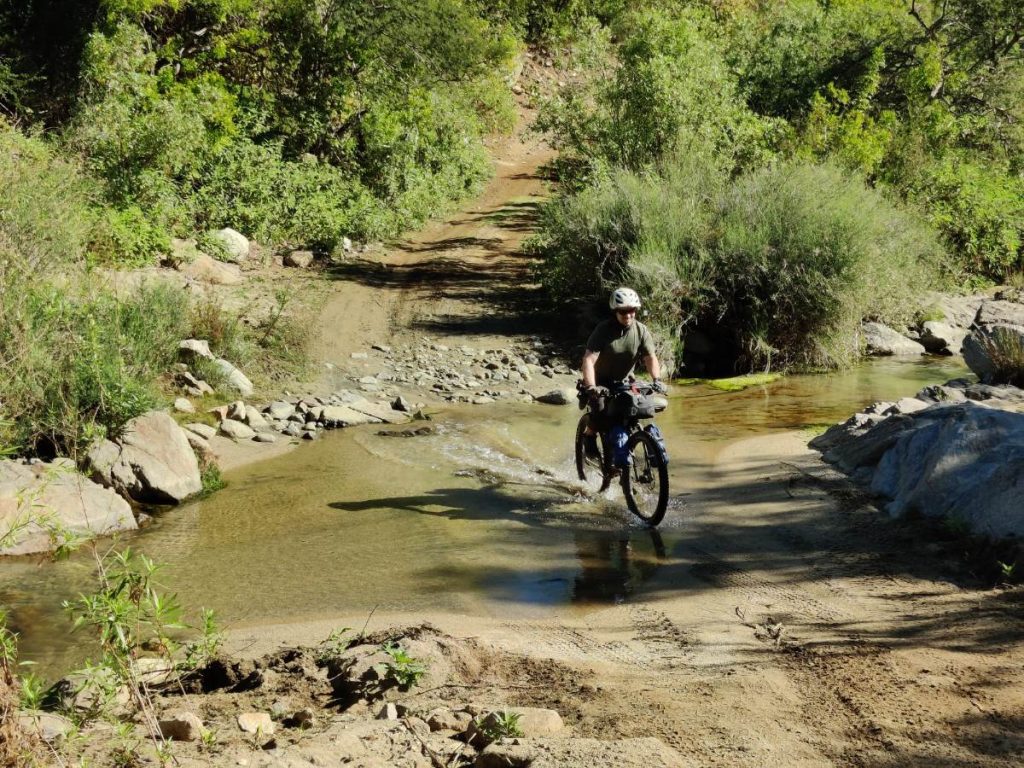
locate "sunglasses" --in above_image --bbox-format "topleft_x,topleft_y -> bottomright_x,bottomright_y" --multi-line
616,308 -> 638,315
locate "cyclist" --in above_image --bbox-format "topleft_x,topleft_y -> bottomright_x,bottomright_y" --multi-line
581,287 -> 666,468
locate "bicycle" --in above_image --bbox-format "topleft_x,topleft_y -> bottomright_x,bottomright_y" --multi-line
574,380 -> 670,526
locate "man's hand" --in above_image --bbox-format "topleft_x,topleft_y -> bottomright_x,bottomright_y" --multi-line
651,379 -> 668,394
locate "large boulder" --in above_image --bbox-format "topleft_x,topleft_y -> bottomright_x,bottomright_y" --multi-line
209,227 -> 250,263
862,322 -> 925,356
976,299 -> 1024,328
919,321 -> 968,355
0,461 -> 136,556
178,252 -> 244,285
962,324 -> 1024,386
86,411 -> 202,505
212,358 -> 254,397
869,404 -> 1024,538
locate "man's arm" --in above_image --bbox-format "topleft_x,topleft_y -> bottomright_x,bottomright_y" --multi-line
581,350 -> 600,388
642,353 -> 661,381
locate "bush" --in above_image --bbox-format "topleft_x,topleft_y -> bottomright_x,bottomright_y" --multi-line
902,157 -> 1023,281
0,280 -> 189,458
0,120 -> 97,278
536,157 -> 941,372
534,10 -> 772,181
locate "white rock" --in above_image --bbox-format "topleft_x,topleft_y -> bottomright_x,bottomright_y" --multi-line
265,401 -> 296,420
237,712 -> 274,735
244,405 -> 269,430
178,252 -> 244,285
184,423 -> 217,440
179,339 -> 215,361
219,419 -> 256,439
213,358 -> 254,397
86,411 -> 202,505
173,398 -> 195,414
160,711 -> 204,742
284,250 -> 314,268
210,227 -> 250,263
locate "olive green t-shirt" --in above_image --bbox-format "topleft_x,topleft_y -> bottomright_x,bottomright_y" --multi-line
586,318 -> 654,385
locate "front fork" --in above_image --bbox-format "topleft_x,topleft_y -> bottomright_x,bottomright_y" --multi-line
644,424 -> 669,467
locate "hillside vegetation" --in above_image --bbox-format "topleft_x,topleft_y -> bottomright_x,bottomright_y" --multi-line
531,0 -> 1023,371
1,0 -> 1022,453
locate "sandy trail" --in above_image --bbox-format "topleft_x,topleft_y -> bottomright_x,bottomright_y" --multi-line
221,112 -> 1024,766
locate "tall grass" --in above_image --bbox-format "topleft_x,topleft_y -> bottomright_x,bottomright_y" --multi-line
535,157 -> 941,372
0,280 -> 190,459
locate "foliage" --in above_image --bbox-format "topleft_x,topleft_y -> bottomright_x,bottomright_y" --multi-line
314,627 -> 354,664
707,373 -> 784,392
0,120 -> 97,279
534,9 -> 772,181
474,709 -> 524,743
0,279 -> 188,459
535,156 -> 940,372
378,642 -> 427,690
63,546 -> 221,745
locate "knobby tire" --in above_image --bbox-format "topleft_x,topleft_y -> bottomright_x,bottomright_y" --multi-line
621,430 -> 669,526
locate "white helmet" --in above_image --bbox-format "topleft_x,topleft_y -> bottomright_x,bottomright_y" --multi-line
609,286 -> 641,310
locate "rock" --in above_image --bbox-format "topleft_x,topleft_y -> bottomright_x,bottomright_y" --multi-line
869,403 -> 1024,537
933,295 -> 984,328
179,252 -> 244,285
213,358 -> 254,397
392,395 -> 412,412
159,711 -> 205,742
179,339 -> 215,362
185,423 -> 217,440
976,299 -> 1024,328
227,400 -> 247,421
916,384 -> 968,404
320,405 -> 380,428
183,430 -> 212,456
284,250 -> 315,268
467,708 -> 563,746
427,708 -> 473,732
819,414 -> 918,473
345,398 -> 411,424
210,227 -> 250,263
862,322 -> 925,356
962,325 -> 1024,386
167,237 -> 201,267
254,431 -> 278,443
535,389 -> 575,405
237,712 -> 274,735
173,397 -> 196,414
342,236 -> 353,252
243,405 -> 269,430
265,401 -> 296,420
219,419 -> 256,440
283,707 -> 316,729
884,397 -> 930,415
17,712 -> 75,744
377,702 -> 400,720
920,321 -> 968,355
86,411 -> 202,504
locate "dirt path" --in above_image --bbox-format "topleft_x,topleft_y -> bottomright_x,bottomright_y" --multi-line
196,105 -> 1024,767
313,111 -> 556,372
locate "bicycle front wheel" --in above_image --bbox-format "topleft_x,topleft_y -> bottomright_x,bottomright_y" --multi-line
621,431 -> 669,526
575,414 -> 611,493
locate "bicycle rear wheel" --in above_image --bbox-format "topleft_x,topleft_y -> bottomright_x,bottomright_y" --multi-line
621,431 -> 669,526
575,414 -> 611,492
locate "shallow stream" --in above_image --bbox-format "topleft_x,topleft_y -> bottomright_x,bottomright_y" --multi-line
1,358 -> 967,677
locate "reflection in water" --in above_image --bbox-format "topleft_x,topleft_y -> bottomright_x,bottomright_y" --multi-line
0,356 -> 969,676
572,528 -> 666,604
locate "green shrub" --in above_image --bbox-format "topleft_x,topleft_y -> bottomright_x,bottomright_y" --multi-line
0,280 -> 189,458
0,120 -> 97,278
903,157 -> 1023,281
534,9 -> 772,181
536,158 -> 941,372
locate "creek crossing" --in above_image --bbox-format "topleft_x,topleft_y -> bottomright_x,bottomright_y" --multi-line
0,357 -> 967,678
